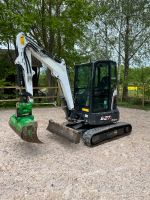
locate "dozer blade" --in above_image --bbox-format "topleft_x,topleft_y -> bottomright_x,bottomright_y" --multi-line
47,119 -> 80,144
9,115 -> 42,143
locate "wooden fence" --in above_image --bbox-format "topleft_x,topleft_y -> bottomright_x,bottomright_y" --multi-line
1,85 -> 150,107
119,85 -> 150,106
0,86 -> 59,105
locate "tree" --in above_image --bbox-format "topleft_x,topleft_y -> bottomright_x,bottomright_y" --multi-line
0,50 -> 15,83
0,0 -> 95,99
86,0 -> 150,100
0,0 -> 94,62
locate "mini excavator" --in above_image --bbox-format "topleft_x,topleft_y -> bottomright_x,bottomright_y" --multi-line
9,32 -> 132,146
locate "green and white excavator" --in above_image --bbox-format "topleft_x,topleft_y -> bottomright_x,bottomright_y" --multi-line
9,32 -> 132,147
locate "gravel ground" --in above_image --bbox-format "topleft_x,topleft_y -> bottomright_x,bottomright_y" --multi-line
0,107 -> 150,200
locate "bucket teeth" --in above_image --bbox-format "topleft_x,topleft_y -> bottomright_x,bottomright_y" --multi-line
47,119 -> 80,144
9,122 -> 42,143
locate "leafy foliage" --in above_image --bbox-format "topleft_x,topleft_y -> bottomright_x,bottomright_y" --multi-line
0,0 -> 150,102
0,0 -> 95,65
0,52 -> 15,84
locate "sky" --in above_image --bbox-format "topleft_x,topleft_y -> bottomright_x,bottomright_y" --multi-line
0,43 -> 149,67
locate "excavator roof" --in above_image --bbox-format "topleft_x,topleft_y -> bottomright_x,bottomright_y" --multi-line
75,60 -> 116,66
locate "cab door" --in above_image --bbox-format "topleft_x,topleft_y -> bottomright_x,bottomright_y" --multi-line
92,61 -> 110,113
74,63 -> 92,112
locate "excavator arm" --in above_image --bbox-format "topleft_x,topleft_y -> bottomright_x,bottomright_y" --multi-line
9,32 -> 79,143
15,32 -> 74,110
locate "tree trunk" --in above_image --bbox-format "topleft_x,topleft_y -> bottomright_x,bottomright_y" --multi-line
117,15 -> 123,98
122,16 -> 130,101
41,0 -> 48,49
142,84 -> 145,107
117,9 -> 123,84
104,22 -> 109,59
122,57 -> 129,101
46,0 -> 57,102
46,69 -> 57,102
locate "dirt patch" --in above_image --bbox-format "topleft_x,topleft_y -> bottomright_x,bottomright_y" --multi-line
0,107 -> 150,200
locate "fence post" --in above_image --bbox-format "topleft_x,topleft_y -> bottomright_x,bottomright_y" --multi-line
142,84 -> 145,107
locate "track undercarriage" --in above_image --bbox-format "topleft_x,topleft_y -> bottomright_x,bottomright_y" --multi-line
47,120 -> 132,147
9,111 -> 132,146
9,98 -> 132,146
9,33 -> 132,147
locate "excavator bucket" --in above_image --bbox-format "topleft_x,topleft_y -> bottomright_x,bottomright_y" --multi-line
47,119 -> 80,144
9,114 -> 42,143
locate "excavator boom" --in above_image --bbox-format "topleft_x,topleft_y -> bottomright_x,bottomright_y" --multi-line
9,32 -> 75,143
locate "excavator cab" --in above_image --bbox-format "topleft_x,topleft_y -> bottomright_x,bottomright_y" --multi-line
74,60 -> 119,125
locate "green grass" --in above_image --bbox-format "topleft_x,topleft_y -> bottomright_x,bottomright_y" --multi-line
118,101 -> 150,110
0,102 -> 16,108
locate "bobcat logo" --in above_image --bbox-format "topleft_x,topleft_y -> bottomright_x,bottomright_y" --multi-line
100,115 -> 112,120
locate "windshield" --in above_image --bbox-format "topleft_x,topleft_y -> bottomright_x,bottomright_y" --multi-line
74,64 -> 92,111
76,64 -> 92,89
92,62 -> 110,113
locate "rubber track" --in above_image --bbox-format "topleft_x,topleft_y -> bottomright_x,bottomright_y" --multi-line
82,122 -> 132,147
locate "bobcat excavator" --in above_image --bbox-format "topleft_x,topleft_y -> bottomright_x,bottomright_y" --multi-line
9,32 -> 132,146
